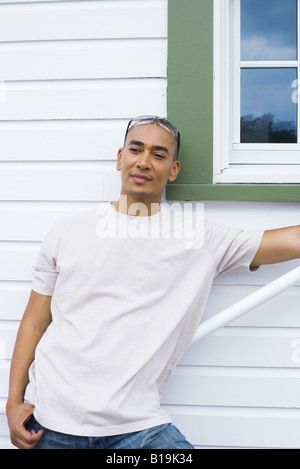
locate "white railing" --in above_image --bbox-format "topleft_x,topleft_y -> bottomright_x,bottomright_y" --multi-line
192,265 -> 300,343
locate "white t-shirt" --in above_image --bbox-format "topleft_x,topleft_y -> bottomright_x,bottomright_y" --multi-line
24,202 -> 263,436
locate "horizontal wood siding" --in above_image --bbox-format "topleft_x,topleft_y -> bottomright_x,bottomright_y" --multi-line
0,79 -> 166,120
0,1 -> 167,42
0,0 -> 299,450
0,40 -> 166,81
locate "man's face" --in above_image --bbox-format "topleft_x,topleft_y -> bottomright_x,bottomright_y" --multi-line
116,123 -> 180,205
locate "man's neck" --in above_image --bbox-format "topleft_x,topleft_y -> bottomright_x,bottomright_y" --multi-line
112,195 -> 161,217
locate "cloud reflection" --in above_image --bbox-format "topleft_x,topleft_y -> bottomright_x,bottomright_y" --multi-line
241,0 -> 297,61
241,68 -> 297,143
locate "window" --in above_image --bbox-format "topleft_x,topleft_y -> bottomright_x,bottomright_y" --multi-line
240,0 -> 298,148
215,0 -> 300,183
167,0 -> 300,201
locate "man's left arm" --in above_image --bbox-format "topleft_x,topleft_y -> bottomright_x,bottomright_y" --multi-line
250,225 -> 300,269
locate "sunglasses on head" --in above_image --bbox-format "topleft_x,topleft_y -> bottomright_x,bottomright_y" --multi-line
124,115 -> 180,154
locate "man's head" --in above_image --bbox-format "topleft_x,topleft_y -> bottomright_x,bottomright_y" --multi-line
124,116 -> 181,160
116,115 -> 181,210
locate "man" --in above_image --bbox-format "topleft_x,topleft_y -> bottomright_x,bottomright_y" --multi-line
6,116 -> 300,449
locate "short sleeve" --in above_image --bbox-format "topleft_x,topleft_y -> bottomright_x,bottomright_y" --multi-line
205,221 -> 264,277
31,225 -> 60,296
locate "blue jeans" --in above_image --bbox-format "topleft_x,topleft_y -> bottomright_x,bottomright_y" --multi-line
25,415 -> 194,449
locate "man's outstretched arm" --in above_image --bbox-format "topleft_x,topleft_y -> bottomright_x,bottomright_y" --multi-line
250,225 -> 300,269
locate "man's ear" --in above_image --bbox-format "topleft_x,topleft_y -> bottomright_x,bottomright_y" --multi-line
168,160 -> 181,182
116,148 -> 123,171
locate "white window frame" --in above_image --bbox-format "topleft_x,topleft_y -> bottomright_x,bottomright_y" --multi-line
213,0 -> 300,184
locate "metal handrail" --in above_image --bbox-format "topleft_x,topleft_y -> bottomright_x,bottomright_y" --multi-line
192,265 -> 300,343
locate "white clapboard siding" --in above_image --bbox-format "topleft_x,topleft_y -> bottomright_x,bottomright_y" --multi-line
0,415 -> 10,438
204,201 -> 300,231
0,121 -> 128,161
0,201 -> 98,241
0,1 -> 167,42
0,437 -> 13,450
0,39 -> 167,81
180,327 -> 300,368
0,322 -> 19,361
0,0 -> 81,3
161,366 -> 300,408
0,163 -> 102,201
0,366 -> 10,397
0,282 -> 31,321
0,243 -> 39,281
203,285 -> 300,327
0,79 -> 166,121
0,162 -> 121,201
163,406 -> 300,449
213,259 -> 300,286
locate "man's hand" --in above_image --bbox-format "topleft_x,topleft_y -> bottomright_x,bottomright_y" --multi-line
6,291 -> 51,449
6,401 -> 44,449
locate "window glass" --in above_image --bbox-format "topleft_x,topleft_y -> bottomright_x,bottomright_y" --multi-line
241,0 -> 297,61
241,68 -> 297,143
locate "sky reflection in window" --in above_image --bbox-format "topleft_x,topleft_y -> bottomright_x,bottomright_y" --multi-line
241,68 -> 297,143
241,0 -> 297,61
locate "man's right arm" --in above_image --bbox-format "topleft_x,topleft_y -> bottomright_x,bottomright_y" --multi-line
6,290 -> 52,449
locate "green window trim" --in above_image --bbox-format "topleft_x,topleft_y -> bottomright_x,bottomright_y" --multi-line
166,0 -> 300,202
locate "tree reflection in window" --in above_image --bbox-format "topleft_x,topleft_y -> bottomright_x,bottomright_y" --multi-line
240,68 -> 297,144
241,113 -> 297,143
